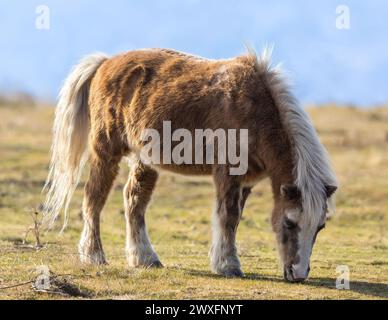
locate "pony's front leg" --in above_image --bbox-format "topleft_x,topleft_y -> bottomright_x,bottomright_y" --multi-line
211,170 -> 245,277
124,161 -> 162,268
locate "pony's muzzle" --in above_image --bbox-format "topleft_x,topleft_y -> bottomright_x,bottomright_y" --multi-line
284,265 -> 310,283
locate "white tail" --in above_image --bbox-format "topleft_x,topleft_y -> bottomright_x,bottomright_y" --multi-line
43,53 -> 108,230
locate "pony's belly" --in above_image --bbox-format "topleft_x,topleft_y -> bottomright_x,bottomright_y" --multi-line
152,163 -> 213,176
151,162 -> 267,185
241,171 -> 268,187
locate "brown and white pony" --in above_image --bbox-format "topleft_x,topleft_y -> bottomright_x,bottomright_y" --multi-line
43,48 -> 337,282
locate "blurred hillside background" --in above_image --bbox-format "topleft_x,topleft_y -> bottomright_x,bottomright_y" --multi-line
0,0 -> 388,106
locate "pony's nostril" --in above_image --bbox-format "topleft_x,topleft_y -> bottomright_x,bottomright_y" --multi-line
284,266 -> 295,282
291,265 -> 309,282
284,265 -> 308,282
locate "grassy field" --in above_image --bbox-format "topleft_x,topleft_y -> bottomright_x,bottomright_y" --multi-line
1,101 -> 388,300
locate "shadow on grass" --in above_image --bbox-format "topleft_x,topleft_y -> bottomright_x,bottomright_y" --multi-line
176,268 -> 388,299
305,277 -> 388,299
246,273 -> 388,299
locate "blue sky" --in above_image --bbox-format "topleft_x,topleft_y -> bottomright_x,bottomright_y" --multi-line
0,0 -> 387,106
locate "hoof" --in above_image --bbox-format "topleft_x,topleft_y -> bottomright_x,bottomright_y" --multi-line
78,236 -> 106,266
145,260 -> 164,269
127,250 -> 163,269
129,259 -> 163,269
79,251 -> 107,266
223,269 -> 244,278
220,268 -> 244,278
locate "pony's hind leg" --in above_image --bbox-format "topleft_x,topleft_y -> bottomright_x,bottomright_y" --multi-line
124,160 -> 162,268
78,152 -> 121,265
211,167 -> 245,277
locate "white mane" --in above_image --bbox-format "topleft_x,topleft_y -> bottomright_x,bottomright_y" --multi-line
252,47 -> 338,223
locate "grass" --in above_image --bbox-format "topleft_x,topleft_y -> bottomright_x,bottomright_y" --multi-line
0,102 -> 388,300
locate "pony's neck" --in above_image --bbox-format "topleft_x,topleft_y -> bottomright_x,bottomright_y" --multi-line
266,146 -> 295,200
256,108 -> 296,199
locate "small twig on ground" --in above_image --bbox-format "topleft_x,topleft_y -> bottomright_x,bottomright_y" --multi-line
0,271 -> 92,298
0,280 -> 35,290
23,208 -> 43,249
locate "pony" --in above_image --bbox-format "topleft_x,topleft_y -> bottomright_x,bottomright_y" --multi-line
43,47 -> 338,282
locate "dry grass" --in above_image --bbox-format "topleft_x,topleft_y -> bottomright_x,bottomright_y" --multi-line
0,102 -> 388,300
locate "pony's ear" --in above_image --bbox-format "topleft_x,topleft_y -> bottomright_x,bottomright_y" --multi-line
325,185 -> 337,198
280,184 -> 300,200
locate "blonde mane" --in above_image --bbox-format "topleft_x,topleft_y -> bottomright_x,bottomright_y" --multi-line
250,47 -> 338,223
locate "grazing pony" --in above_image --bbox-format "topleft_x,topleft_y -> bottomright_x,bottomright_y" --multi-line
43,48 -> 337,282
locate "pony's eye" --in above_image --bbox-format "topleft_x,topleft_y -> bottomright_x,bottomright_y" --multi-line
283,218 -> 297,230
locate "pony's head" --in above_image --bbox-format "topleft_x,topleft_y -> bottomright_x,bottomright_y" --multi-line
247,46 -> 339,282
272,184 -> 337,282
